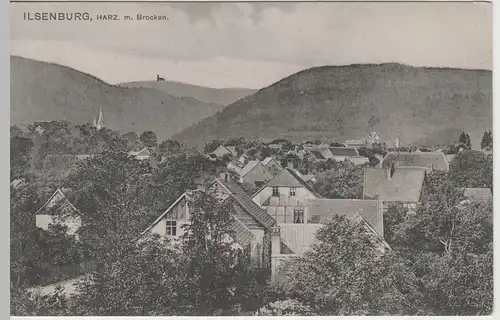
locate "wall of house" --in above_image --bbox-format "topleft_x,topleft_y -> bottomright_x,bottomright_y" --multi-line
254,186 -> 317,223
350,157 -> 370,165
35,214 -> 82,238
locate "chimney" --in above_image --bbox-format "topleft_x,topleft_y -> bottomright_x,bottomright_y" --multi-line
387,163 -> 395,180
157,74 -> 160,81
271,226 -> 281,255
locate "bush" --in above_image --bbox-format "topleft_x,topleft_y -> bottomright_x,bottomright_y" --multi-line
255,299 -> 316,316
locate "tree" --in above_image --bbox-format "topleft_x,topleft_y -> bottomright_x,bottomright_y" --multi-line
448,151 -> 493,190
273,215 -> 423,315
480,130 -> 492,150
159,139 -> 182,155
313,161 -> 364,199
458,131 -> 471,149
176,192 -> 250,315
139,131 -> 158,148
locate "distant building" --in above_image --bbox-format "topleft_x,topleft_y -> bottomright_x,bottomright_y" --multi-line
261,157 -> 283,175
307,147 -> 368,164
363,165 -> 427,213
364,132 -> 381,146
34,188 -> 82,240
238,160 -> 274,187
35,126 -> 45,135
128,147 -> 153,160
10,178 -> 26,190
227,159 -> 245,174
381,151 -> 450,173
344,140 -> 364,148
209,145 -> 238,159
463,188 -> 492,201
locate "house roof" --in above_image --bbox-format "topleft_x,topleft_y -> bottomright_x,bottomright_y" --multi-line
214,178 -> 276,230
279,224 -> 324,256
464,188 -> 492,200
239,160 -> 261,177
328,147 -> 359,157
261,157 -> 274,166
11,178 -> 25,189
363,167 -> 426,203
382,151 -> 449,172
225,146 -> 237,156
129,147 -> 152,157
34,188 -> 80,216
309,149 -> 326,160
308,198 -> 384,237
253,168 -> 321,199
140,192 -> 256,248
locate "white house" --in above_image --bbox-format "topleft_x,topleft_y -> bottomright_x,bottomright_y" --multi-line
128,147 -> 153,160
34,188 -> 82,240
140,173 -> 277,268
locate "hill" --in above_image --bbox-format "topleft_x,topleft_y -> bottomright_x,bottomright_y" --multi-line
10,56 -> 226,140
173,63 -> 492,149
120,80 -> 256,106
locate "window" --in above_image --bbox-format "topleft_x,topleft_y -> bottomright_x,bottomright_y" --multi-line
272,187 -> 279,196
293,210 -> 304,224
166,220 -> 177,236
289,187 -> 296,197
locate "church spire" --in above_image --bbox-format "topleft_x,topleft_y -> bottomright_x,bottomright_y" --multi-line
96,107 -> 104,130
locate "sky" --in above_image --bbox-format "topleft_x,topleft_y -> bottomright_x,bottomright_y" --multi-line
10,1 -> 492,89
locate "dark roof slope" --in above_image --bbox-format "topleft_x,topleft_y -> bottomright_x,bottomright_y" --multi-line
216,178 -> 276,229
382,151 -> 449,172
328,147 -> 359,157
308,198 -> 384,237
363,167 -> 426,202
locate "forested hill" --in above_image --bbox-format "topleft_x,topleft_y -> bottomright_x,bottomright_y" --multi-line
173,63 -> 492,149
10,56 -> 226,140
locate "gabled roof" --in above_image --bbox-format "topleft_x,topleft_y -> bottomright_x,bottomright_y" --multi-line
239,160 -> 261,177
308,198 -> 384,237
309,149 -> 326,160
11,178 -> 25,189
382,151 -> 450,172
129,147 -> 153,157
328,147 -> 359,157
140,192 -> 256,248
261,157 -> 275,166
34,188 -> 80,216
214,178 -> 276,230
464,188 -> 492,200
363,167 -> 426,203
253,168 -> 321,198
225,146 -> 238,156
279,224 -> 324,256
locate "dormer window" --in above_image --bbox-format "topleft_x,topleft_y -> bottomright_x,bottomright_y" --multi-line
272,187 -> 279,197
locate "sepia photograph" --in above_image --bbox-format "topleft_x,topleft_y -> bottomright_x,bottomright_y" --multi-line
9,0 -> 493,316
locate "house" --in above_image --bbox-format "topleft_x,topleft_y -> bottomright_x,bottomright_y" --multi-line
307,149 -> 327,162
35,125 -> 45,135
270,199 -> 390,281
75,154 -> 94,161
261,157 -> 283,175
238,160 -> 274,187
209,145 -> 238,159
227,159 -> 245,174
327,147 -> 361,162
10,178 -> 26,190
381,151 -> 450,173
344,139 -> 364,148
128,147 -> 153,160
141,173 -> 276,268
268,144 -> 283,151
445,154 -> 456,164
294,170 -> 317,184
34,188 -> 82,239
252,168 -> 320,224
363,165 -> 427,213
463,188 -> 492,201
364,132 -> 381,146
